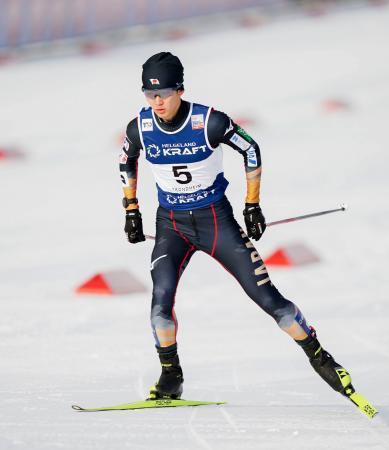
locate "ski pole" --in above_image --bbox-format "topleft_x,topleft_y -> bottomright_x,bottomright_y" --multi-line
144,203 -> 347,241
267,203 -> 347,227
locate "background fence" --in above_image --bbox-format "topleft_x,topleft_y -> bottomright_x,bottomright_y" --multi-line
0,0 -> 320,49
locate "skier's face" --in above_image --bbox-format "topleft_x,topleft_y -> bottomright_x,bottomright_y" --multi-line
145,89 -> 184,122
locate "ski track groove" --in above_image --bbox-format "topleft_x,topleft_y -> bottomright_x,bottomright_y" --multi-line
218,405 -> 240,433
186,408 -> 214,450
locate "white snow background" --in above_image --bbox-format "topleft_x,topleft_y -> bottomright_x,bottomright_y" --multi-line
1,4 -> 389,450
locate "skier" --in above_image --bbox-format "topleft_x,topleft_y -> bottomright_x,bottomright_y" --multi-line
119,52 -> 354,402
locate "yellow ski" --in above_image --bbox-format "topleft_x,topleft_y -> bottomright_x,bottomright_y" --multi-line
337,369 -> 378,419
346,391 -> 378,419
72,398 -> 226,412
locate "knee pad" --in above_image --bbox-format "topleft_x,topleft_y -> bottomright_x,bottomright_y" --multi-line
273,300 -> 297,329
150,304 -> 175,329
276,303 -> 311,336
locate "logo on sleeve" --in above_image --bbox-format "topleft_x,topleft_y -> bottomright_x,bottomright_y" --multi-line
141,118 -> 153,131
231,133 -> 251,151
246,147 -> 258,167
237,126 -> 253,142
119,151 -> 128,164
123,137 -> 130,152
191,114 -> 204,130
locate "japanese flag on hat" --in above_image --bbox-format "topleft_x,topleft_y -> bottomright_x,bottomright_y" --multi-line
142,52 -> 184,90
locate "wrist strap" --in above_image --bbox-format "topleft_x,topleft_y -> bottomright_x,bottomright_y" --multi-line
122,197 -> 138,208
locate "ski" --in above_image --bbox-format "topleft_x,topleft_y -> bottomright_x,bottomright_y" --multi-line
72,394 -> 377,417
72,398 -> 226,412
345,391 -> 378,419
335,368 -> 378,419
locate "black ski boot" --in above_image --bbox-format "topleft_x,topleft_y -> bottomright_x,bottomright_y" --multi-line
297,328 -> 354,397
149,345 -> 184,400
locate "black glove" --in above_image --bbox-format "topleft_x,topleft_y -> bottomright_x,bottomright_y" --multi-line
243,203 -> 266,241
124,209 -> 145,244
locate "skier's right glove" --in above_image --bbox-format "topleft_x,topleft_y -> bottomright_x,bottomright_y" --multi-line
243,203 -> 266,241
124,209 -> 146,244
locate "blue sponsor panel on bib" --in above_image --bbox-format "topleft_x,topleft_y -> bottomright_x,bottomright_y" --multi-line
157,173 -> 229,210
145,141 -> 213,165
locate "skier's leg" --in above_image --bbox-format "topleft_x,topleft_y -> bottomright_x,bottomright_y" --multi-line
196,197 -> 353,395
149,207 -> 196,398
150,208 -> 196,348
217,228 -> 310,340
195,198 -> 309,339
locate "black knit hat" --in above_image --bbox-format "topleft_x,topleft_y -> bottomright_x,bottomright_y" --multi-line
142,52 -> 184,90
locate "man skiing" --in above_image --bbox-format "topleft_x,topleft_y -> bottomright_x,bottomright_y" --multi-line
119,52 -> 355,404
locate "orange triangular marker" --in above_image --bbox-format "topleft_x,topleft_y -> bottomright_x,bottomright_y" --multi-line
321,98 -> 350,113
264,249 -> 291,266
76,270 -> 147,295
0,147 -> 25,160
76,274 -> 113,295
265,243 -> 320,267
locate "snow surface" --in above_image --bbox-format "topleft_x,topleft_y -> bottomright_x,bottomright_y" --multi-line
1,4 -> 389,449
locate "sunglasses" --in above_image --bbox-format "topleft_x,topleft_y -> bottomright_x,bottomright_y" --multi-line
142,86 -> 182,100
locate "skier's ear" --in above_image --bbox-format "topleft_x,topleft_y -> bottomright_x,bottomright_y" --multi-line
177,89 -> 184,97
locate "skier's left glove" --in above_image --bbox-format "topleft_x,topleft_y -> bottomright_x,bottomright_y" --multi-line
124,209 -> 146,244
243,203 -> 266,241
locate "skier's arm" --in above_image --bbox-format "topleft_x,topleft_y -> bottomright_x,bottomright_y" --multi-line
120,118 -> 145,243
207,110 -> 262,204
119,119 -> 141,211
208,110 -> 266,240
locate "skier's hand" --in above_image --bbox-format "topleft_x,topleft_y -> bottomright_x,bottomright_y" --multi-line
243,203 -> 266,241
124,209 -> 146,244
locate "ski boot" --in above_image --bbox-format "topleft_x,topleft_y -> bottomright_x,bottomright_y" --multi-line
297,327 -> 378,418
149,345 -> 184,400
296,327 -> 354,396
